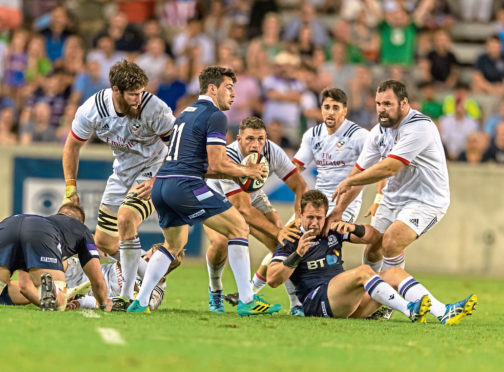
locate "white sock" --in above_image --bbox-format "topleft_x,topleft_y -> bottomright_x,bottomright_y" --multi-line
136,247 -> 173,307
78,295 -> 97,309
398,276 -> 446,317
363,255 -> 383,273
137,258 -> 148,278
381,252 -> 405,271
284,279 -> 302,308
207,254 -> 225,292
119,237 -> 142,300
228,239 -> 254,304
251,272 -> 267,294
364,275 -> 410,317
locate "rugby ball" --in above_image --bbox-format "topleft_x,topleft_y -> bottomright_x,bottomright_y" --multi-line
238,153 -> 269,193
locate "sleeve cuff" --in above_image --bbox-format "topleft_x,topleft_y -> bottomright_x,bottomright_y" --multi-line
355,163 -> 364,171
387,154 -> 410,165
71,130 -> 87,142
225,189 -> 243,197
292,158 -> 304,167
282,168 -> 297,181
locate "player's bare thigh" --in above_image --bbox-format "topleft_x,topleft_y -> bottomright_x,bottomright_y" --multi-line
382,220 -> 417,256
160,225 -> 189,256
202,206 -> 249,239
0,265 -> 10,284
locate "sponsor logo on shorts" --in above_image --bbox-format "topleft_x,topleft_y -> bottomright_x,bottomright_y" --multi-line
40,257 -> 57,264
409,218 -> 419,227
321,301 -> 329,317
188,209 -> 206,219
142,172 -> 153,178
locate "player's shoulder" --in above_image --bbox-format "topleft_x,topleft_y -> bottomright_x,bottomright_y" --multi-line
77,88 -> 111,121
137,91 -> 170,119
402,110 -> 434,129
342,120 -> 368,139
226,141 -> 241,163
264,139 -> 287,158
309,123 -> 324,138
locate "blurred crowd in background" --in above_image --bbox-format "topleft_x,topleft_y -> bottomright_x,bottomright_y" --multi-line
2,0 -> 504,165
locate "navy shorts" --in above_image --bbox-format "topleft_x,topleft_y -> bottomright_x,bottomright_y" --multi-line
0,215 -> 64,272
152,176 -> 232,228
302,282 -> 334,318
0,285 -> 12,305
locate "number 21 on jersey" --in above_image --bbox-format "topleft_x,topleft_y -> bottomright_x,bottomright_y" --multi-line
166,123 -> 185,161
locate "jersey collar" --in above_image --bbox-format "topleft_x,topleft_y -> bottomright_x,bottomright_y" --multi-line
198,95 -> 218,108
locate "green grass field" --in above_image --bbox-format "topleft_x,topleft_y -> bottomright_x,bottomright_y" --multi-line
1,262 -> 503,372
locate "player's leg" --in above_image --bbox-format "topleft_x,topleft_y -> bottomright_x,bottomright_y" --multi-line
203,225 -> 228,312
382,267 -> 478,325
0,265 -> 10,302
363,204 -> 394,272
94,204 -> 120,257
28,268 -> 67,311
17,269 -> 40,305
380,221 -> 416,270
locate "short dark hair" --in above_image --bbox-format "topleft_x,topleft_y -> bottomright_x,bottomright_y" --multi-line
320,88 -> 348,107
300,190 -> 329,214
199,66 -> 236,94
109,60 -> 149,92
58,202 -> 86,223
239,116 -> 266,133
377,80 -> 409,102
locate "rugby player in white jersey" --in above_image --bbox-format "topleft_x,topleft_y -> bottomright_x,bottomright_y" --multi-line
62,60 -> 176,310
205,116 -> 308,314
328,80 -> 450,273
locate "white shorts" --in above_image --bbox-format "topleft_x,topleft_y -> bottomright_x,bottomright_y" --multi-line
328,198 -> 361,224
251,190 -> 276,215
372,202 -> 446,237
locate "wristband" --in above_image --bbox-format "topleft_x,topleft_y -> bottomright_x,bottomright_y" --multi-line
373,193 -> 383,204
283,251 -> 303,269
65,179 -> 77,198
351,224 -> 366,238
99,303 -> 107,310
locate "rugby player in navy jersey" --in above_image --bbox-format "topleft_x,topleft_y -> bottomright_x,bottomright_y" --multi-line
0,203 -> 111,311
129,66 -> 281,315
267,190 -> 477,325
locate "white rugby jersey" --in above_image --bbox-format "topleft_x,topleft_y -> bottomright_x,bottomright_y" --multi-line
356,109 -> 450,210
207,139 -> 297,203
71,88 -> 175,185
65,257 -> 121,297
293,120 -> 368,209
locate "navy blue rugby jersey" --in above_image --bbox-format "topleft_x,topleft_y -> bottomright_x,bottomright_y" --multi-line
271,229 -> 349,302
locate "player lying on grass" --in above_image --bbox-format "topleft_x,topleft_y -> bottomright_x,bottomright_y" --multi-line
0,203 -> 111,311
205,116 -> 307,315
267,190 -> 477,324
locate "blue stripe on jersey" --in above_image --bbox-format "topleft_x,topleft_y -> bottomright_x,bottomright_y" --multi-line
346,126 -> 360,138
226,150 -> 240,164
95,90 -> 106,118
138,92 -> 153,118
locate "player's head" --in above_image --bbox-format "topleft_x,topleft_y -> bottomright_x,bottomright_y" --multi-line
375,80 -> 410,128
299,190 -> 329,236
109,60 -> 148,118
199,66 -> 236,111
58,202 -> 86,223
237,116 -> 267,155
320,88 -> 348,130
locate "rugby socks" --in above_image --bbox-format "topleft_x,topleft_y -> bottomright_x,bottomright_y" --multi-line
206,254 -> 225,292
78,295 -> 97,309
137,258 -> 148,278
119,237 -> 142,300
364,275 -> 410,316
228,238 -> 254,304
284,279 -> 302,309
398,276 -> 446,317
363,255 -> 383,273
381,252 -> 405,270
251,272 -> 266,293
136,246 -> 174,307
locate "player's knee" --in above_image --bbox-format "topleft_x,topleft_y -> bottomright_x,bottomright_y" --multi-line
356,264 -> 376,283
228,219 -> 249,239
117,213 -> 137,238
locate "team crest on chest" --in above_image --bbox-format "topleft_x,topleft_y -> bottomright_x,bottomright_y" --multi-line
335,138 -> 346,151
328,234 -> 337,247
131,121 -> 142,133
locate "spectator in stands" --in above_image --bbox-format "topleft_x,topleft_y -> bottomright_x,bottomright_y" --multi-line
247,0 -> 279,39
484,98 -> 504,139
266,119 -> 295,156
348,7 -> 380,64
440,96 -> 481,160
40,6 -> 74,62
473,35 -> 504,95
0,103 -> 17,145
204,0 -> 232,43
141,18 -> 172,57
94,11 -> 143,57
24,35 -> 51,96
320,41 -> 355,92
172,17 -> 215,66
247,12 -> 283,77
55,35 -> 85,77
283,2 -> 329,46
87,35 -> 126,83
69,60 -> 108,106
459,0 -> 495,23
19,102 -> 57,144
295,26 -> 317,68
418,81 -> 443,123
156,0 -> 198,39
56,102 -> 77,143
3,29 -> 28,106
136,36 -> 170,91
216,39 -> 237,67
348,88 -> 377,130
298,64 -> 323,130
156,58 -> 187,112
443,82 -> 481,120
426,29 -> 459,89
484,121 -> 504,164
420,0 -> 455,30
262,51 -> 306,144
458,132 -> 491,164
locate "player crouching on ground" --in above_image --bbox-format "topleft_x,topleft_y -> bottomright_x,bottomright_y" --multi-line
267,190 -> 477,325
0,203 -> 111,311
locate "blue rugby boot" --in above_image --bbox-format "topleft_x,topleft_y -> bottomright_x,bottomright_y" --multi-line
237,294 -> 282,316
290,305 -> 305,317
439,294 -> 478,325
209,288 -> 225,313
407,295 -> 431,323
127,299 -> 150,314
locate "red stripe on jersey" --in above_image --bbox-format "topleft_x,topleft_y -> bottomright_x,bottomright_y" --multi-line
388,154 -> 410,165
71,130 -> 87,142
355,163 -> 364,171
282,168 -> 297,181
160,130 -> 171,138
292,158 -> 304,167
226,189 -> 243,197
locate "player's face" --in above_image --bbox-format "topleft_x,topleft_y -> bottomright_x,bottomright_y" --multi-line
216,76 -> 235,111
375,89 -> 407,128
321,97 -> 347,130
114,86 -> 144,118
300,203 -> 326,236
237,128 -> 267,155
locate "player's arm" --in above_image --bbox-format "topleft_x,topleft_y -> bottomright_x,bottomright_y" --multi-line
207,145 -> 268,181
81,258 -> 112,311
330,221 -> 381,245
267,230 -> 316,288
62,134 -> 87,204
364,179 -> 386,217
284,170 -> 309,218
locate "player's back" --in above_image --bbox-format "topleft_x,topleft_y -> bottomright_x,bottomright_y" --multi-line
157,98 -> 226,178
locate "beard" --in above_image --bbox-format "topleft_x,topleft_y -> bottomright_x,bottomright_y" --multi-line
378,110 -> 401,128
117,94 -> 140,119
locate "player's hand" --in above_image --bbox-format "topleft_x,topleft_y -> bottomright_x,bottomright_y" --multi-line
322,212 -> 341,236
330,221 -> 355,234
296,230 -> 316,256
100,298 -> 113,312
331,179 -> 351,202
364,203 -> 379,218
62,193 -> 80,206
244,160 -> 269,182
134,178 -> 155,200
277,220 -> 302,245
66,299 -> 80,310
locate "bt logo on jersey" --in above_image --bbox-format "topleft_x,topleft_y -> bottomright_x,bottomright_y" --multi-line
306,254 -> 339,269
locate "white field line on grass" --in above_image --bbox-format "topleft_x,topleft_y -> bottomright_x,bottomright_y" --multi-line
81,309 -> 101,318
97,328 -> 126,345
